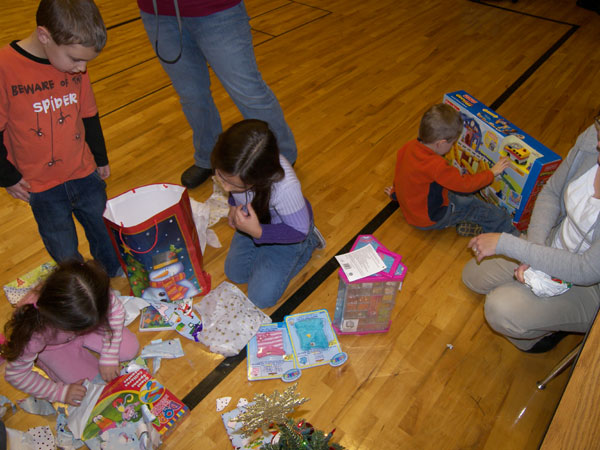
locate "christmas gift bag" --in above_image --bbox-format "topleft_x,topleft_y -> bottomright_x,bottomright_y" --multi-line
103,183 -> 210,301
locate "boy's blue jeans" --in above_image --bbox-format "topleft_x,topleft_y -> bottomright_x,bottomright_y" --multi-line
29,171 -> 121,276
225,226 -> 320,308
420,192 -> 518,234
139,1 -> 297,169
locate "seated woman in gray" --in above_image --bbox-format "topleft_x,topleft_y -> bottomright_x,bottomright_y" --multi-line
463,114 -> 600,353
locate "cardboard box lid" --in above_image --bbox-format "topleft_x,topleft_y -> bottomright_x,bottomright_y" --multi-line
338,234 -> 406,284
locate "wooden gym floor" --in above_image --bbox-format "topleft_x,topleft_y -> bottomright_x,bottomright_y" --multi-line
1,0 -> 600,448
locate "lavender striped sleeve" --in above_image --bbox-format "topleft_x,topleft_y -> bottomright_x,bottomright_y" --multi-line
230,156 -> 313,244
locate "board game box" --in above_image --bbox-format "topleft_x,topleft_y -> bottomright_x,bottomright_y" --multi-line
246,309 -> 347,382
443,90 -> 562,230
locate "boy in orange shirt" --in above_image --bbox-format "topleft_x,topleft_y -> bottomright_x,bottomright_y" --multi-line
385,103 -> 517,237
0,0 -> 121,276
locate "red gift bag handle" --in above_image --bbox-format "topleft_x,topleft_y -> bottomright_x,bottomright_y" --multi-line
119,220 -> 159,254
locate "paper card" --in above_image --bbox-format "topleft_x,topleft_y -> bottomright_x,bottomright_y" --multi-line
335,244 -> 386,282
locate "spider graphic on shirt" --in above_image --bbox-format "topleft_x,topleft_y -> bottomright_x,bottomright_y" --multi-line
30,113 -> 44,137
57,109 -> 71,125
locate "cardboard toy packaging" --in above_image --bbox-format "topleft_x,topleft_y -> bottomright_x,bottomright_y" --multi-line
443,90 -> 562,231
333,235 -> 406,335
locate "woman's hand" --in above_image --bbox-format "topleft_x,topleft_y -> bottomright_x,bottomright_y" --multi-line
65,379 -> 87,406
231,203 -> 262,239
514,263 -> 530,284
468,233 -> 501,262
99,364 -> 120,382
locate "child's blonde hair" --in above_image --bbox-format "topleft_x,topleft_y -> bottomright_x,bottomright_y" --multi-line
418,103 -> 463,144
36,0 -> 107,52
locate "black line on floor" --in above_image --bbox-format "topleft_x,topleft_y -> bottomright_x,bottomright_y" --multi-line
469,0 -> 579,26
106,17 -> 141,31
490,25 -> 578,110
95,6 -> 332,115
182,201 -> 398,409
466,1 -> 580,111
99,85 -> 172,119
93,57 -> 157,85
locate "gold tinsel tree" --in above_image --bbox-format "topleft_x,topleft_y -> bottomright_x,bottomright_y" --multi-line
235,384 -> 308,438
233,384 -> 345,450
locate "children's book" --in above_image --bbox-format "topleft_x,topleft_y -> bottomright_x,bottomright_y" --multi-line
246,309 -> 347,382
72,369 -> 188,441
139,305 -> 175,332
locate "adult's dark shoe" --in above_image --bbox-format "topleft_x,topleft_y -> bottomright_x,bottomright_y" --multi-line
524,331 -> 569,353
181,165 -> 212,189
576,0 -> 600,13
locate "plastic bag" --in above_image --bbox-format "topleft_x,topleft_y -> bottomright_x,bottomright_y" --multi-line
194,282 -> 272,357
523,268 -> 572,298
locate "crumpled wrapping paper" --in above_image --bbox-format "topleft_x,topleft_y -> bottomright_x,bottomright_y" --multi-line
194,282 -> 272,357
6,426 -> 55,450
189,177 -> 230,253
523,268 -> 572,298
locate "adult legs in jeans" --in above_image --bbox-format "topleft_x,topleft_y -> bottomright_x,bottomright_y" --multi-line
36,328 -> 139,384
29,172 -> 121,277
462,257 -> 600,350
432,192 -> 517,234
139,2 -> 296,170
225,227 -> 318,308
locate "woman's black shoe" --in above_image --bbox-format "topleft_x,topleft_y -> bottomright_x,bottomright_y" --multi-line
181,165 -> 212,189
524,331 -> 569,353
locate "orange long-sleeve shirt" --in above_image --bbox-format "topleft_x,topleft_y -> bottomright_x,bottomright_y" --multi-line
393,139 -> 493,227
0,42 -> 98,192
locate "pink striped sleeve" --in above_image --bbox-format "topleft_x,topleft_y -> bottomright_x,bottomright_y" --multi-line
4,339 -> 69,403
99,292 -> 125,367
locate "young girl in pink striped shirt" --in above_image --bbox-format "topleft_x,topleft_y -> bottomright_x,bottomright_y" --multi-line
1,260 -> 139,406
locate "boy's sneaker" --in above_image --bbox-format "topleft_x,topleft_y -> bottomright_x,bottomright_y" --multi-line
314,227 -> 327,249
456,222 -> 483,237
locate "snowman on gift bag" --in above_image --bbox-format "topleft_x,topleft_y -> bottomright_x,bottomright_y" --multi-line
142,248 -> 199,301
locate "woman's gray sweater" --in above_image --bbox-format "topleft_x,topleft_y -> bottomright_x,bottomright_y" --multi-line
497,124 -> 600,285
